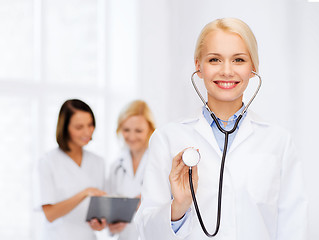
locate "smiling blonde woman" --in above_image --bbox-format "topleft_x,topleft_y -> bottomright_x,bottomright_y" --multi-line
135,18 -> 307,240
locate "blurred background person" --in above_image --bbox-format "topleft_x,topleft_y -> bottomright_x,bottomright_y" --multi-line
106,100 -> 156,240
33,99 -> 107,240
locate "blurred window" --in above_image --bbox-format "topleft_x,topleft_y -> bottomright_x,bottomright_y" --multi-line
0,0 -> 138,239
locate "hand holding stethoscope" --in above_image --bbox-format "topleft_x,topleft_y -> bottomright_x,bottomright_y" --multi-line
169,149 -> 199,221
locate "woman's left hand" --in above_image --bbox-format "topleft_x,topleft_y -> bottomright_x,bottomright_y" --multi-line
88,218 -> 107,231
108,222 -> 127,234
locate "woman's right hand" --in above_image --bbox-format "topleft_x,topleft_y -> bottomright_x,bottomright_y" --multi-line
169,149 -> 198,221
83,187 -> 107,197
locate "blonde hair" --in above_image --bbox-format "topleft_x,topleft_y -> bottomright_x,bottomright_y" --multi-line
116,100 -> 156,141
194,18 -> 259,73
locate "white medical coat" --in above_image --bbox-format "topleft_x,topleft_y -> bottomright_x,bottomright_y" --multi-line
107,147 -> 147,240
33,148 -> 105,240
135,110 -> 308,240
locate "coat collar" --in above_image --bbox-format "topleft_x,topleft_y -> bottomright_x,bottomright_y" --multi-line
119,148 -> 133,177
119,147 -> 148,179
193,110 -> 269,156
194,114 -> 222,157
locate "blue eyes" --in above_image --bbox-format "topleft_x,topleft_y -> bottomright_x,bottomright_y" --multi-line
208,58 -> 245,63
209,58 -> 219,62
234,58 -> 245,62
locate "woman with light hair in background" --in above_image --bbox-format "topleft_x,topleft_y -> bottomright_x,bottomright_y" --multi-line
106,100 -> 156,240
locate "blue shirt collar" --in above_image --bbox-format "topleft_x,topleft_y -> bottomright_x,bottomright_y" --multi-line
202,104 -> 246,128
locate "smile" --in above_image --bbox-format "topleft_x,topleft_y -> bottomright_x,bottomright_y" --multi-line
214,81 -> 239,89
81,137 -> 91,142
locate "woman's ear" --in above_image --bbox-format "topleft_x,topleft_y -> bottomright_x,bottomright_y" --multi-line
195,59 -> 202,78
250,71 -> 255,78
249,67 -> 256,78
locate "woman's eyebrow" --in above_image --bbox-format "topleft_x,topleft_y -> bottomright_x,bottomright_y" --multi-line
206,53 -> 248,56
233,53 -> 248,56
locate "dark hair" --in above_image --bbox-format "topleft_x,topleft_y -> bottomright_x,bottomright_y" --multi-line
56,99 -> 95,152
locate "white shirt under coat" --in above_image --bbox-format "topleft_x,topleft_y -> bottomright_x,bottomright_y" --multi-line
33,148 -> 105,240
135,110 -> 308,240
107,147 -> 147,240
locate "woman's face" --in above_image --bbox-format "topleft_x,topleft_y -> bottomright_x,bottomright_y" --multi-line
196,30 -> 254,107
68,110 -> 95,149
121,115 -> 150,153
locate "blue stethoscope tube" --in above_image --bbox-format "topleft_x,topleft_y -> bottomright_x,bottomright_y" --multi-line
189,70 -> 262,237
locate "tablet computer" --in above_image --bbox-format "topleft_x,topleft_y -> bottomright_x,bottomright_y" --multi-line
86,196 -> 140,224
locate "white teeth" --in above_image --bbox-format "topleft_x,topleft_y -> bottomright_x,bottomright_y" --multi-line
218,82 -> 235,87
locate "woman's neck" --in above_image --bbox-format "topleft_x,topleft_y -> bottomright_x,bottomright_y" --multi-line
66,143 -> 83,166
207,98 -> 243,122
130,147 -> 147,175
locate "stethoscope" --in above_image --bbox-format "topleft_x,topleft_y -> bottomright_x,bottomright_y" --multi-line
114,156 -> 144,185
182,70 -> 262,237
115,158 -> 126,175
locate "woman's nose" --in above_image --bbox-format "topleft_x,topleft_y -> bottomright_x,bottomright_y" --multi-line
84,126 -> 94,136
124,132 -> 134,141
220,61 -> 234,77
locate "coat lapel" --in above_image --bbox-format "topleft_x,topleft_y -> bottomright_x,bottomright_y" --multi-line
228,111 -> 254,154
193,114 -> 222,158
121,148 -> 134,178
193,111 -> 265,157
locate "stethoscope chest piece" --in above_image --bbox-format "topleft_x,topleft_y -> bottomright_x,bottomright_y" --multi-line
182,148 -> 200,167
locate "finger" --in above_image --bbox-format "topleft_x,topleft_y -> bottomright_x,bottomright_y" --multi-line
172,150 -> 189,174
175,147 -> 196,170
101,218 -> 107,225
191,165 -> 199,190
111,222 -> 125,230
112,222 -> 124,227
171,150 -> 185,169
108,224 -> 119,233
89,220 -> 98,229
116,223 -> 127,231
94,222 -> 104,231
91,190 -> 107,197
191,165 -> 198,180
115,223 -> 127,232
89,219 -> 97,225
120,223 -> 128,228
100,218 -> 107,228
97,191 -> 107,196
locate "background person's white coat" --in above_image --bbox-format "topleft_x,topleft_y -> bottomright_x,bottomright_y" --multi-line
106,147 -> 147,240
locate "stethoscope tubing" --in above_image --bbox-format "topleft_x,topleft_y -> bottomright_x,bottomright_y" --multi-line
189,70 -> 262,237
189,117 -> 240,237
